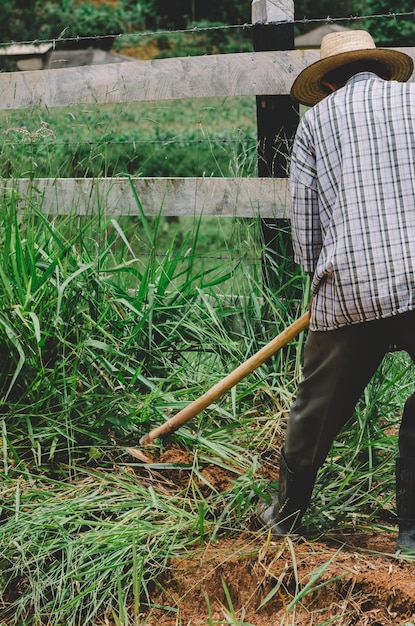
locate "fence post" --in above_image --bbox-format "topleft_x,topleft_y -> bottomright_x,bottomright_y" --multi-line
252,0 -> 299,291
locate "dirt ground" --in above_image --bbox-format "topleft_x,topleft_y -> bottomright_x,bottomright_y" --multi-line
147,533 -> 415,626
135,446 -> 415,626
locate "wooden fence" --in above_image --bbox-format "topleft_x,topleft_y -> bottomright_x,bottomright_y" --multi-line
1,47 -> 312,219
1,2 -> 415,220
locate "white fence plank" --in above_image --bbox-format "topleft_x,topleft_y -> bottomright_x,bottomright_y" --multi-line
0,50 -> 318,110
2,177 -> 290,218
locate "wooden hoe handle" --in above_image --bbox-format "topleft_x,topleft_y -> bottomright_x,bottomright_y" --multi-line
139,311 -> 310,446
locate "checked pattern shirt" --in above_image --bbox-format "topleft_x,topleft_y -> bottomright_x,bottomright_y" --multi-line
290,72 -> 415,331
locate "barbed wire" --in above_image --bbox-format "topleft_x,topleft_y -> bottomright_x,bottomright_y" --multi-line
0,8 -> 414,49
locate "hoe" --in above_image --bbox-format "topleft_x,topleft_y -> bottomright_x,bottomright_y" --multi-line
132,311 -> 310,458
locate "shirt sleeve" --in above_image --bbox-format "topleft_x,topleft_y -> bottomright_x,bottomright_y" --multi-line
289,116 -> 322,275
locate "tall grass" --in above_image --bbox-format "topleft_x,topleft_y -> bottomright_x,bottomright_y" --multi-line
0,181 -> 275,465
0,177 -> 412,623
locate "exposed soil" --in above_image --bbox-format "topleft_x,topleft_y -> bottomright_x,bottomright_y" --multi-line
136,446 -> 415,626
147,534 -> 415,626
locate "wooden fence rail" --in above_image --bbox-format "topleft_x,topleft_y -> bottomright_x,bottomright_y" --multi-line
0,50 -> 321,110
2,177 -> 290,219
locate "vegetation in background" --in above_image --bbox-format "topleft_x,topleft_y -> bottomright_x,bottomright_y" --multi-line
0,0 -> 254,55
363,0 -> 415,45
0,98 -> 257,179
0,0 -> 399,60
0,1 -> 142,49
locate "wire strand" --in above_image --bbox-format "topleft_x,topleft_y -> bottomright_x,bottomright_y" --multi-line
0,9 -> 414,49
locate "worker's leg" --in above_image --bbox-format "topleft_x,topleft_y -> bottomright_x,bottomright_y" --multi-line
389,310 -> 415,458
258,318 -> 389,536
284,320 -> 388,475
385,310 -> 415,552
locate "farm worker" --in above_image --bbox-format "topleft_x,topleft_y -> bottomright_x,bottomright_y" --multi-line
257,30 -> 415,553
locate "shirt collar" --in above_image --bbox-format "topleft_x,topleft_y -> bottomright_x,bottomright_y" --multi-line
346,71 -> 384,86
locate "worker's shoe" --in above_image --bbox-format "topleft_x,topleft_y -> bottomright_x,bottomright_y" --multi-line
257,449 -> 315,536
395,457 -> 415,554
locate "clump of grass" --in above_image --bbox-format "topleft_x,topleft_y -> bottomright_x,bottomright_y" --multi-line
0,467 -> 206,625
0,184 -> 240,466
0,175 -> 308,467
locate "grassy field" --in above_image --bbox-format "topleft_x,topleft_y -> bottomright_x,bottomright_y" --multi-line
1,96 -> 415,625
0,97 -> 258,179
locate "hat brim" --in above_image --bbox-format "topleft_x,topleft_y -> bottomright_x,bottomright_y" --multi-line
291,48 -> 414,107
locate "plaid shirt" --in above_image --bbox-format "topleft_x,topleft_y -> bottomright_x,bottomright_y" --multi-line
290,72 -> 415,331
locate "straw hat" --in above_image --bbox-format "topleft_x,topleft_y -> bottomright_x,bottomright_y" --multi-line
291,30 -> 414,106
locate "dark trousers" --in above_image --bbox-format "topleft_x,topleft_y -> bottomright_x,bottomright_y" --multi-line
284,309 -> 415,474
